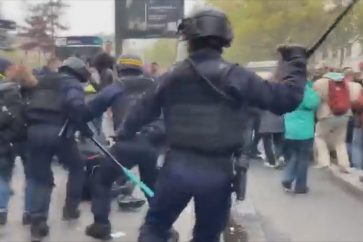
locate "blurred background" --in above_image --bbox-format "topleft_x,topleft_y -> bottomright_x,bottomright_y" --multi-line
0,0 -> 362,71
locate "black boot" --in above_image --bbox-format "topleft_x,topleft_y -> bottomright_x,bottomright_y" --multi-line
85,223 -> 112,240
22,212 -> 31,225
0,211 -> 7,225
117,195 -> 146,210
30,215 -> 49,242
62,206 -> 81,220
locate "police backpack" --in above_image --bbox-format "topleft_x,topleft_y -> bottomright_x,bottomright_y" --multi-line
0,82 -> 26,142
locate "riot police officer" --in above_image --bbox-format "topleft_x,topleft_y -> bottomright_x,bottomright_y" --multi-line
116,7 -> 308,242
83,54 -> 161,240
25,57 -> 91,241
0,60 -> 29,225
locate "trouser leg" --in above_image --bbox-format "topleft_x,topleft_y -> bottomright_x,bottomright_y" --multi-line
262,134 -> 275,165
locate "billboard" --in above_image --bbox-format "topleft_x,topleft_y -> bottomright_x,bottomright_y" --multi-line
0,19 -> 16,50
55,36 -> 103,47
121,0 -> 184,39
0,19 -> 16,30
55,36 -> 103,60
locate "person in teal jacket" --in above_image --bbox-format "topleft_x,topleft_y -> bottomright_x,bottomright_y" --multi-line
282,81 -> 320,194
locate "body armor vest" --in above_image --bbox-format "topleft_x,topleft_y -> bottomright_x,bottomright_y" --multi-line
164,59 -> 244,153
112,75 -> 155,128
26,73 -> 64,125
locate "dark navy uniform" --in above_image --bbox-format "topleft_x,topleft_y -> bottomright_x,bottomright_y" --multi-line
0,81 -> 27,225
117,8 -> 308,242
85,56 -> 161,240
25,57 -> 91,241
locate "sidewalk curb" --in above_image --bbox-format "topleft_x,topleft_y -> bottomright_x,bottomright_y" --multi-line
328,165 -> 363,202
227,198 -> 267,242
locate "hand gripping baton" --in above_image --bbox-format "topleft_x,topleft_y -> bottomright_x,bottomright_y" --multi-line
88,135 -> 155,198
58,120 -> 154,198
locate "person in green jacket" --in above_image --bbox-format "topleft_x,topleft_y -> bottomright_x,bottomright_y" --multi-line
282,81 -> 320,194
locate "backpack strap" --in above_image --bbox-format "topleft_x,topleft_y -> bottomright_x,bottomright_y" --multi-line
186,58 -> 238,104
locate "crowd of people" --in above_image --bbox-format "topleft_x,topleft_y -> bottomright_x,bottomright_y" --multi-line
0,45 -> 168,241
0,6 -> 358,242
243,63 -> 363,194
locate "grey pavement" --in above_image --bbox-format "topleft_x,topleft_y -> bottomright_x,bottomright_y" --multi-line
245,161 -> 363,242
1,160 -> 194,242
5,158 -> 363,242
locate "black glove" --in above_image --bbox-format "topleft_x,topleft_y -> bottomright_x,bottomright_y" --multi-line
277,44 -> 307,61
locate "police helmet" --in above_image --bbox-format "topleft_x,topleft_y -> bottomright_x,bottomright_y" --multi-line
59,57 -> 90,83
117,54 -> 143,74
177,7 -> 233,47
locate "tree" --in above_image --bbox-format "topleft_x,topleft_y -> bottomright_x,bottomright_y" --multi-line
20,0 -> 68,53
144,39 -> 177,67
206,0 -> 359,64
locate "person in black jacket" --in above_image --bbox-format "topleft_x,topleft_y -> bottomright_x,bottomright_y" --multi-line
0,59 -> 30,226
25,57 -> 92,241
92,52 -> 115,90
116,7 -> 307,242
84,54 -> 161,240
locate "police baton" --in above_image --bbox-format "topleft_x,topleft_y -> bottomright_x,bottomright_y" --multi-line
307,0 -> 359,58
88,135 -> 155,198
58,119 -> 155,198
58,119 -> 70,137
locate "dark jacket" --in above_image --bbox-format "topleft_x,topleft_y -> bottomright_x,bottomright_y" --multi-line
259,111 -> 284,134
61,73 -> 90,125
87,77 -> 166,144
0,81 -> 26,153
119,49 -> 306,142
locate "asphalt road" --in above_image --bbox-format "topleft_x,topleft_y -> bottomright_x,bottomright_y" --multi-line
5,157 -> 361,242
0,160 -> 194,242
247,161 -> 363,242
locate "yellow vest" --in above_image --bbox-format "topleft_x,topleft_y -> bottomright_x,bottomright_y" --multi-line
84,84 -> 97,94
0,73 -> 5,81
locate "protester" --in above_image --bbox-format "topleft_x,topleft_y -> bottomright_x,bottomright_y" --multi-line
33,57 -> 60,76
344,67 -> 356,167
314,71 -> 362,172
247,109 -> 263,159
349,65 -> 363,169
104,41 -> 113,56
150,62 -> 160,78
282,79 -> 320,194
0,59 -> 36,225
92,52 -> 115,90
259,110 -> 285,168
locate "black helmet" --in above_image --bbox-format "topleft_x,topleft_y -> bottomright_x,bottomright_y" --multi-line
59,57 -> 90,82
177,7 -> 233,47
117,54 -> 143,74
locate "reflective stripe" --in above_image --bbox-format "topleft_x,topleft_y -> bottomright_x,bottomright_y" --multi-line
118,59 -> 143,67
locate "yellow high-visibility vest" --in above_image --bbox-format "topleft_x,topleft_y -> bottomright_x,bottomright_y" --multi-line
84,84 -> 97,94
0,73 -> 5,81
